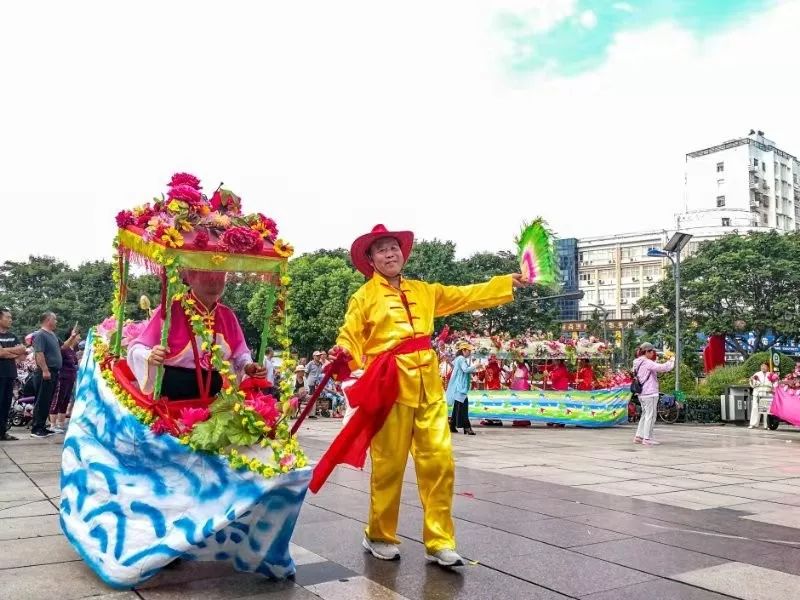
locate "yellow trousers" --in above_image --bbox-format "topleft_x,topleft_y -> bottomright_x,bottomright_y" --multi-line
366,397 -> 455,553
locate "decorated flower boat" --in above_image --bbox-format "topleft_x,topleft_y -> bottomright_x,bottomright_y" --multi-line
60,174 -> 310,589
441,334 -> 628,426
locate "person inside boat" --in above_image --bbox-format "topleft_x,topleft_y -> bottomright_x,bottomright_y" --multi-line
128,270 -> 267,400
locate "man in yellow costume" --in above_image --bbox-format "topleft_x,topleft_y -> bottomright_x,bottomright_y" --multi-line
309,224 -> 525,567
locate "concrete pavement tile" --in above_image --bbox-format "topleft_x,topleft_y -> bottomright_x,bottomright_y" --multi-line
749,481 -> 800,494
748,548 -> 800,577
686,473 -> 762,485
292,561 -> 358,586
136,573 -> 302,599
581,578 -> 734,600
0,487 -> 47,503
630,494 -> 710,510
643,528 -> 788,562
477,491 -> 608,517
486,545 -> 655,597
0,499 -> 57,518
707,484 -> 790,501
636,490 -> 751,508
0,561 -> 127,600
29,471 -> 61,487
0,534 -> 78,568
451,495 -> 552,527
725,500 -> 796,514
496,517 -> 631,548
531,472 -> 628,486
0,513 -> 61,540
566,510 -> 686,538
19,461 -> 63,473
2,471 -> 36,488
577,481 -> 682,497
743,508 -> 800,529
305,575 -> 407,600
572,537 -> 729,577
289,542 -> 328,566
447,522 -> 544,558
0,462 -> 21,474
676,562 -> 800,600
640,477 -> 721,490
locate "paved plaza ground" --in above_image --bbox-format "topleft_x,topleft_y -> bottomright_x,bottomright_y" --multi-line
2,420 -> 800,600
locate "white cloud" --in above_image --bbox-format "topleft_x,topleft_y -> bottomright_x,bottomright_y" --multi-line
579,9 -> 598,29
1,0 -> 799,272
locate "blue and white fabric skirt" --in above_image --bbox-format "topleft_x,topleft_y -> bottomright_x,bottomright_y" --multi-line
60,341 -> 311,589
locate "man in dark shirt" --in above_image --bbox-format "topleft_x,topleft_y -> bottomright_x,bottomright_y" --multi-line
0,308 -> 26,441
31,312 -> 64,439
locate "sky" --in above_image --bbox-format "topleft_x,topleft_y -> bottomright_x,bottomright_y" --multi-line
2,0 -> 800,265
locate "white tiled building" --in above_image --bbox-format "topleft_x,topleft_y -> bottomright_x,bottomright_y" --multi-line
683,130 -> 800,232
570,130 -> 799,322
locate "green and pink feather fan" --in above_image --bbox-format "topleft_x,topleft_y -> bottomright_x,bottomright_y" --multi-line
515,219 -> 559,287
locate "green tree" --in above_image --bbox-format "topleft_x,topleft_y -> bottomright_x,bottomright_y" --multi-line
403,239 -> 461,285
256,255 -> 364,358
458,251 -> 558,335
634,232 -> 800,359
585,309 -> 604,339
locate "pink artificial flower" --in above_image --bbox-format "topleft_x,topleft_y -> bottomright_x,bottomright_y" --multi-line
280,453 -> 296,469
97,316 -> 117,338
220,227 -> 264,253
210,189 -> 242,215
289,396 -> 300,411
168,184 -> 203,205
121,321 -> 146,347
115,210 -> 134,228
246,394 -> 281,426
134,208 -> 155,228
180,407 -> 211,430
168,172 -> 202,190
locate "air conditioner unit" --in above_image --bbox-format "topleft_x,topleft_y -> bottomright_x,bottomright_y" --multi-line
598,280 -> 605,284
598,300 -> 605,305
621,299 -> 628,304
646,276 -> 653,281
608,260 -> 614,264
632,277 -> 639,282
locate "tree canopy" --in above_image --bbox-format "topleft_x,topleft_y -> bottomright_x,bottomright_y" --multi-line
633,231 -> 800,358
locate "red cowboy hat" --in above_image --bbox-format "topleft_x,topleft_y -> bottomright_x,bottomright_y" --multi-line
350,224 -> 414,277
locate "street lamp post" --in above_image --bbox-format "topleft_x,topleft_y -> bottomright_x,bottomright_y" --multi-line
647,232 -> 693,393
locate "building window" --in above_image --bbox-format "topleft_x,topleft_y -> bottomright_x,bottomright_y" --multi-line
621,309 -> 632,319
762,161 -> 766,171
599,289 -> 615,304
579,272 -> 593,283
621,288 -> 640,300
716,162 -> 724,172
716,195 -> 726,207
722,218 -> 731,227
754,158 -> 759,167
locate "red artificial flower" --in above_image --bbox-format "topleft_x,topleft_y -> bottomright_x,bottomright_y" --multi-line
168,184 -> 203,205
115,210 -> 134,228
210,189 -> 242,215
168,173 -> 202,190
246,394 -> 281,426
193,229 -> 210,249
150,417 -> 175,435
220,226 -> 263,253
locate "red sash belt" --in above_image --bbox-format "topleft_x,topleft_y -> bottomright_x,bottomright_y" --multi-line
309,335 -> 431,493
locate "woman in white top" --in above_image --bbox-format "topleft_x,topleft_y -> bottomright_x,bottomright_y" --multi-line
749,363 -> 775,429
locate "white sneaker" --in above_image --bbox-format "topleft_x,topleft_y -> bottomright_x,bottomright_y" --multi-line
362,536 -> 400,561
52,426 -> 66,434
425,548 -> 466,567
748,425 -> 755,429
642,438 -> 661,446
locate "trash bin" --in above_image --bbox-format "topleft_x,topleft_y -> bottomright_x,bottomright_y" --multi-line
720,385 -> 751,422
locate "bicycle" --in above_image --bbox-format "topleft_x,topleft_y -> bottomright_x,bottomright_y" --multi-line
657,393 -> 680,424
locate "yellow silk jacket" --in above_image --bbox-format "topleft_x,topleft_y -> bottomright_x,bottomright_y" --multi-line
336,273 -> 514,408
